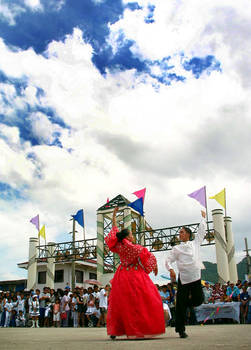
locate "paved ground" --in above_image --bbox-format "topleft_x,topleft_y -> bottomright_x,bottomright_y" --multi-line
0,325 -> 250,350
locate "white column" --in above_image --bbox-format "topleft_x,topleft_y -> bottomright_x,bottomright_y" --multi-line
97,212 -> 104,281
27,237 -> 38,290
212,209 -> 230,284
224,216 -> 238,283
123,208 -> 132,232
140,215 -> 145,246
46,242 -> 55,289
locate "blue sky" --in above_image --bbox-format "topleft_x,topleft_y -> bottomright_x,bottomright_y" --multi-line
0,0 -> 251,281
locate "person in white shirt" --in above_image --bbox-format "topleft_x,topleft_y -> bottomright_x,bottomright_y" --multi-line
4,297 -> 13,327
165,210 -> 206,338
70,292 -> 79,328
98,285 -> 110,327
16,310 -> 26,327
17,294 -> 25,315
30,295 -> 40,328
203,282 -> 212,304
93,285 -> 100,301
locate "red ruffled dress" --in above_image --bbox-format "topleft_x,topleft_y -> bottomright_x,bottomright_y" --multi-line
105,226 -> 165,338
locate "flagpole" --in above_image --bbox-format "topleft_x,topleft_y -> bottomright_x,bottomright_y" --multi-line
71,218 -> 76,291
38,214 -> 40,256
224,188 -> 227,217
83,211 -> 86,258
204,186 -> 210,234
83,211 -> 85,241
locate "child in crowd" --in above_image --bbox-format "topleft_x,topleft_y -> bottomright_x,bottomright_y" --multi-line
70,292 -> 79,328
4,297 -> 13,327
44,301 -> 52,327
90,301 -> 101,327
30,295 -> 40,328
10,296 -> 18,327
240,286 -> 249,323
16,310 -> 25,327
17,294 -> 25,315
85,294 -> 96,326
53,299 -> 61,327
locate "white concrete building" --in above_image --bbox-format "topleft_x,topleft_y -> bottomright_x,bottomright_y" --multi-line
18,259 -> 97,290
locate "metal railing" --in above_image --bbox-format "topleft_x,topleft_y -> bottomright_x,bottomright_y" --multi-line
36,221 -> 215,273
37,238 -> 97,263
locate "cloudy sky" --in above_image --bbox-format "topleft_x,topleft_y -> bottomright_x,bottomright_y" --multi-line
0,0 -> 250,281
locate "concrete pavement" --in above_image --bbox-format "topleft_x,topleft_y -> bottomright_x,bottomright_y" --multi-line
0,325 -> 250,350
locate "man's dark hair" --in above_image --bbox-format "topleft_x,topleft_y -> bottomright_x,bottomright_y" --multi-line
182,226 -> 193,240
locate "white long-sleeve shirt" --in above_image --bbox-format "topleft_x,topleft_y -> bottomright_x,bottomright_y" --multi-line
165,219 -> 206,285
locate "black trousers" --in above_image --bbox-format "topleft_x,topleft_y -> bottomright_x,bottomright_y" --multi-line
175,277 -> 204,333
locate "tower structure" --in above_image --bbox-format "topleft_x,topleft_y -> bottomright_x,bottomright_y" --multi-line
212,209 -> 230,284
224,216 -> 238,283
96,195 -> 145,285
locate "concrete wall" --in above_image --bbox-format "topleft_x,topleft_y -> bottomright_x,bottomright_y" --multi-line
36,263 -> 97,290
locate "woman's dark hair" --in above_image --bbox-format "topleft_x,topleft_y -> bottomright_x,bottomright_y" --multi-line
116,228 -> 130,242
182,226 -> 193,240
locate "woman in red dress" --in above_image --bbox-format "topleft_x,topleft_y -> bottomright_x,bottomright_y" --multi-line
105,207 -> 165,339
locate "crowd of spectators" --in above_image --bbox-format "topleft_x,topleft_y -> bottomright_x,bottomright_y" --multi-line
1,279 -> 250,328
0,283 -> 110,328
157,279 -> 251,325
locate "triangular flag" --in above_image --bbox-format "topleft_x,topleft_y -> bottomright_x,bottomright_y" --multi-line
30,214 -> 39,231
188,186 -> 206,208
39,225 -> 46,240
209,188 -> 226,208
128,197 -> 144,216
72,209 -> 84,228
133,188 -> 146,203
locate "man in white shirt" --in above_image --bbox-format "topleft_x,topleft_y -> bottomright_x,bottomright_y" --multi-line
165,210 -> 206,338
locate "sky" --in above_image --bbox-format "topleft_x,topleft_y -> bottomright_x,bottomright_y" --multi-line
0,0 -> 251,281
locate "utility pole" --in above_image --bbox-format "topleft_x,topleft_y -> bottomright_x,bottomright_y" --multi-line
71,218 -> 76,291
244,238 -> 251,276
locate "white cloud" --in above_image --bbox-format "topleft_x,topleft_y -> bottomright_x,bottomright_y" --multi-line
91,0 -> 105,4
0,1 -> 25,25
29,112 -> 63,144
0,2 -> 251,281
0,124 -> 20,145
0,136 -> 35,188
24,0 -> 43,11
110,0 -> 251,88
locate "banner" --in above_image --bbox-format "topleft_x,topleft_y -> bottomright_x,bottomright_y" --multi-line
30,214 -> 39,231
188,186 -> 206,207
39,225 -> 46,240
72,209 -> 84,227
209,188 -> 226,208
128,197 -> 144,216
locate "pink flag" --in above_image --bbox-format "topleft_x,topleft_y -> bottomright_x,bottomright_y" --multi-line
30,214 -> 39,231
133,188 -> 146,203
187,186 -> 206,208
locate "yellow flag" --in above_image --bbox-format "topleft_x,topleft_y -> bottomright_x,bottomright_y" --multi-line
39,225 -> 46,240
209,188 -> 226,208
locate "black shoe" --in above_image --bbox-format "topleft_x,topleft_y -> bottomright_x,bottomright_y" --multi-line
110,336 -> 116,340
179,332 -> 188,338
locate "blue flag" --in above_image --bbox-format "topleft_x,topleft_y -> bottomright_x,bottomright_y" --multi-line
128,197 -> 144,216
72,209 -> 84,227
